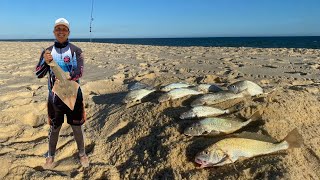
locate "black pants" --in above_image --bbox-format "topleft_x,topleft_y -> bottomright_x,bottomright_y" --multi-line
47,88 -> 86,128
46,88 -> 86,157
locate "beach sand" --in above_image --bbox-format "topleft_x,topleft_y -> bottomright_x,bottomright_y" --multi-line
0,42 -> 319,179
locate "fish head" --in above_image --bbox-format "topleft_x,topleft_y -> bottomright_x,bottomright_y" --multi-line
158,94 -> 170,102
227,84 -> 240,94
195,147 -> 227,168
190,99 -> 204,107
123,96 -> 134,104
180,111 -> 195,119
184,123 -> 207,136
124,99 -> 141,108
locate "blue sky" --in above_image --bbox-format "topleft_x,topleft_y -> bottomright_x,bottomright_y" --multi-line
0,0 -> 319,39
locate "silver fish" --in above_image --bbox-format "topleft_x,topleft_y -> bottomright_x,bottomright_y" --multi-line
191,90 -> 249,107
195,128 -> 303,168
180,103 -> 243,119
228,80 -> 263,96
184,111 -> 260,136
160,82 -> 192,92
123,89 -> 155,105
48,59 -> 79,110
158,88 -> 203,102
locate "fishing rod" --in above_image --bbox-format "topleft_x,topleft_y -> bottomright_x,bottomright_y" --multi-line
89,0 -> 94,42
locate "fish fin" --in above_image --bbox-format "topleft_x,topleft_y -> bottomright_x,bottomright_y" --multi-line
283,128 -> 304,149
232,132 -> 278,143
224,154 -> 239,172
206,130 -> 220,136
248,110 -> 262,122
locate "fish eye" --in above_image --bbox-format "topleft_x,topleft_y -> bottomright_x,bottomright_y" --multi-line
205,151 -> 208,155
190,127 -> 193,130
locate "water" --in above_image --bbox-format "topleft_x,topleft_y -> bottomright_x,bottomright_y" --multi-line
1,36 -> 320,49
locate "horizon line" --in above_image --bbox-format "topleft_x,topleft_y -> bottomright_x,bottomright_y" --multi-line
0,35 -> 320,40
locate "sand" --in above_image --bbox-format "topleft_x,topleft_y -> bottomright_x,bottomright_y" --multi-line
0,41 -> 319,179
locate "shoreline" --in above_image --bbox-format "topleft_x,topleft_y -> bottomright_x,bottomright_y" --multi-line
0,36 -> 320,49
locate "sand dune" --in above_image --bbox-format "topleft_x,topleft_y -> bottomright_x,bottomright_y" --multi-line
0,42 -> 319,179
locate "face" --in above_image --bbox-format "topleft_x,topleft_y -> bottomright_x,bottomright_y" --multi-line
53,25 -> 70,43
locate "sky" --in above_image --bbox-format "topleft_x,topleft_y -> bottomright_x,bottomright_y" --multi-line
0,0 -> 319,39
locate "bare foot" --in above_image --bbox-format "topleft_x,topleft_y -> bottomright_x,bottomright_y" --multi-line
43,156 -> 55,169
80,155 -> 89,167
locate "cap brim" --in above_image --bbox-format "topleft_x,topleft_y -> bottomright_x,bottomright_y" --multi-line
54,23 -> 70,29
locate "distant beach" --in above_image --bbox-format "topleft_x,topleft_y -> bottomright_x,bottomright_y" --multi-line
0,41 -> 319,179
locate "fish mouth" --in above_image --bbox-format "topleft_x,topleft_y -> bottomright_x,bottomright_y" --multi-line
195,155 -> 228,168
195,158 -> 215,168
195,158 -> 207,166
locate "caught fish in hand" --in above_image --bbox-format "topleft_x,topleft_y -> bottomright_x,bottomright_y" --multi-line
48,54 -> 79,110
194,128 -> 303,168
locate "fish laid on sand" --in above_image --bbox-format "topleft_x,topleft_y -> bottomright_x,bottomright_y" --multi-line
195,128 -> 303,168
48,59 -> 79,110
191,90 -> 250,107
180,103 -> 244,119
158,88 -> 203,102
160,82 -> 192,92
123,89 -> 155,105
197,84 -> 224,93
184,111 -> 261,136
227,80 -> 263,96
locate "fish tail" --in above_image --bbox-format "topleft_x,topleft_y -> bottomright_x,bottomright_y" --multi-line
282,128 -> 304,149
264,87 -> 277,95
249,110 -> 262,122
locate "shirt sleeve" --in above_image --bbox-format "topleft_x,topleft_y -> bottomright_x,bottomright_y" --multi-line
35,50 -> 50,78
70,48 -> 84,81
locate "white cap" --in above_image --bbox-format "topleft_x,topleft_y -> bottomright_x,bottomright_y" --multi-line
54,18 -> 70,29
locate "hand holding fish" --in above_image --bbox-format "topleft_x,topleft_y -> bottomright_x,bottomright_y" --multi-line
63,72 -> 72,80
44,50 -> 53,64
